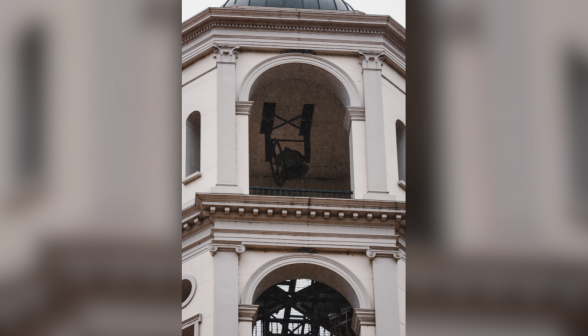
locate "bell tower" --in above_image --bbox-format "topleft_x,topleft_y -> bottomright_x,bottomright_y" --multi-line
182,2 -> 405,336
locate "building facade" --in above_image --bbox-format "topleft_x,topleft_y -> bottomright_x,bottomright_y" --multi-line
181,2 -> 405,335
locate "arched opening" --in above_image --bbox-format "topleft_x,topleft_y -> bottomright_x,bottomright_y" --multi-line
185,111 -> 201,177
241,254 -> 372,310
395,120 -> 406,182
247,62 -> 352,197
252,278 -> 356,336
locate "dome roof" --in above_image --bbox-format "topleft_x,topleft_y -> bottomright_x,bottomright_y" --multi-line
221,0 -> 354,11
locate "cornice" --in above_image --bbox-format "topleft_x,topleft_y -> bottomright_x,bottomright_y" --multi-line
181,8 -> 405,71
182,7 -> 404,39
186,193 -> 405,227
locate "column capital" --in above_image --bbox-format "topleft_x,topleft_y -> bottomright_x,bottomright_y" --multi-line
351,308 -> 376,336
209,243 -> 246,256
358,51 -> 385,71
366,248 -> 405,261
213,45 -> 240,64
238,304 -> 259,322
344,106 -> 366,131
236,101 -> 254,116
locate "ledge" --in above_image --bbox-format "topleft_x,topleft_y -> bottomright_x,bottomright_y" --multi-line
182,171 -> 202,185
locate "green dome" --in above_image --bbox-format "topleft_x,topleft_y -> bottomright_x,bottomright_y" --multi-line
221,0 -> 354,11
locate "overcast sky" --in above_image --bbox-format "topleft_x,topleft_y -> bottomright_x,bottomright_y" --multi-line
182,0 -> 405,27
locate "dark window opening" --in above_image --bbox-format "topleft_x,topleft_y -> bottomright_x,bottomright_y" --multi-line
253,279 -> 356,336
186,111 -> 201,177
182,279 -> 192,303
396,120 -> 406,182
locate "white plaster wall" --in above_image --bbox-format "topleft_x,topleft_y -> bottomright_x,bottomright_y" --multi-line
182,252 -> 216,336
182,54 -> 216,85
397,259 -> 406,336
381,67 -> 406,201
182,63 -> 218,202
238,251 -> 375,308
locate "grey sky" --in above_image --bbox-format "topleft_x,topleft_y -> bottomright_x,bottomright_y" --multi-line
182,0 -> 406,27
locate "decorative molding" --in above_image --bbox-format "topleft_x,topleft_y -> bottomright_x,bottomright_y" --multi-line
343,107 -> 365,131
182,275 -> 197,308
182,171 -> 202,185
241,253 -> 372,309
194,194 -> 404,222
238,53 -> 363,107
182,313 -> 202,336
238,304 -> 259,322
209,243 -> 246,256
236,101 -> 254,115
366,248 -> 405,261
180,7 -> 405,73
182,22 -> 405,53
351,309 -> 376,335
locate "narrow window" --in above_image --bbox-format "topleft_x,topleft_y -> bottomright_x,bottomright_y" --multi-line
396,120 -> 406,182
186,112 -> 201,177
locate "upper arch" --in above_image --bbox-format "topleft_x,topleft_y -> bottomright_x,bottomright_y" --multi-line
241,253 -> 372,309
238,53 -> 363,107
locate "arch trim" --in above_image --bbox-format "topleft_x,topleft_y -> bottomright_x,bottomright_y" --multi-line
240,253 -> 372,309
238,53 -> 363,107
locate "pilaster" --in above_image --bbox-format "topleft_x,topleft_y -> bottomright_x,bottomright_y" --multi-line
345,107 -> 368,199
211,45 -> 243,194
359,51 -> 394,201
211,242 -> 243,336
367,247 -> 401,336
236,101 -> 253,194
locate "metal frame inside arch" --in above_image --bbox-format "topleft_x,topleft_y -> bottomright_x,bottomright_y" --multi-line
221,0 -> 354,11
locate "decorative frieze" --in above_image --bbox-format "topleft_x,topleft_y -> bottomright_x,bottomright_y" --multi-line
209,243 -> 246,256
